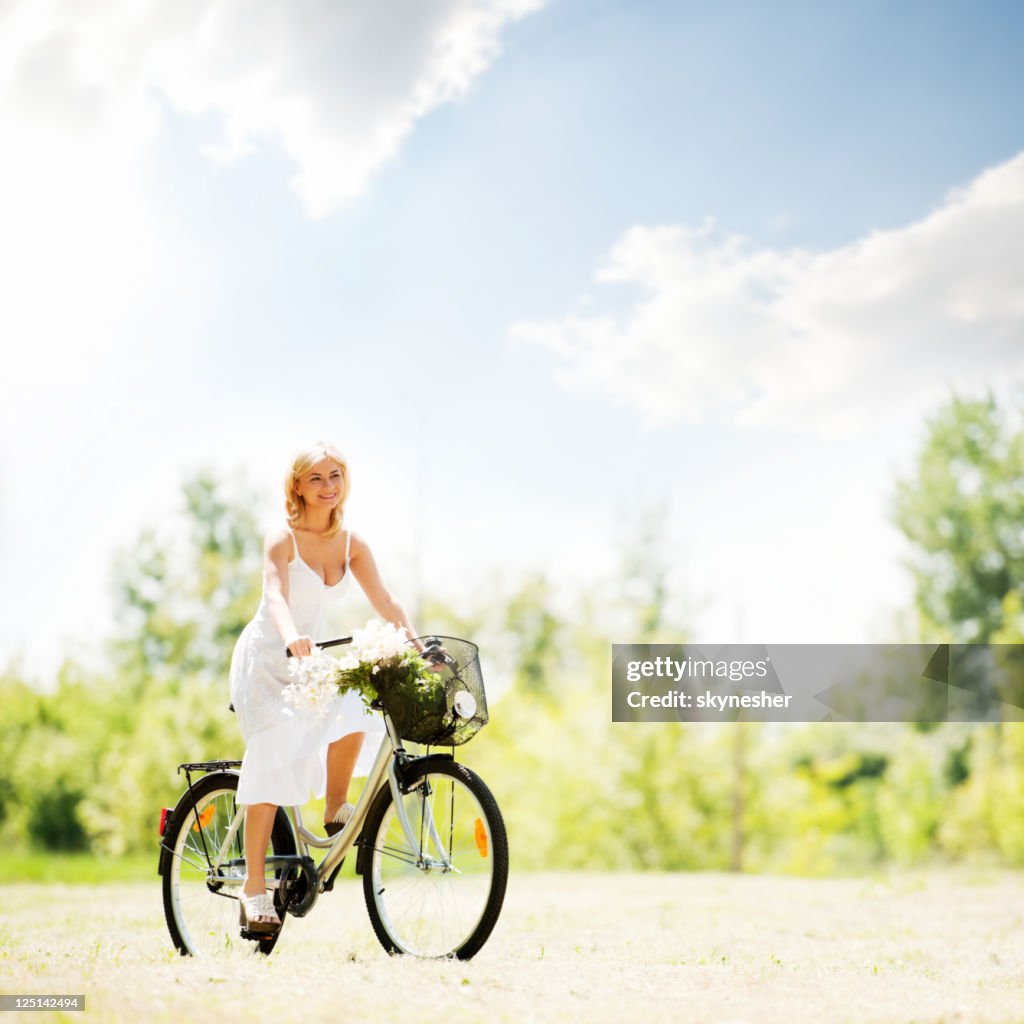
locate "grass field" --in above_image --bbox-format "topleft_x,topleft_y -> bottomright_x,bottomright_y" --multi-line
0,852 -> 157,885
2,869 -> 1023,1023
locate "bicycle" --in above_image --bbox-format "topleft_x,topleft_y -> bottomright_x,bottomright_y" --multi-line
157,636 -> 508,960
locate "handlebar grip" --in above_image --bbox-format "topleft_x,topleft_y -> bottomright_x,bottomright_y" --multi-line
285,635 -> 354,658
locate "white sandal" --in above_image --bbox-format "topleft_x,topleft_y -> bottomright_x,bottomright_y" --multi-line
324,802 -> 354,837
239,892 -> 281,935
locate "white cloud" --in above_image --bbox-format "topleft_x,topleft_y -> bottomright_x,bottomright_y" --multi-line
510,152 -> 1024,438
0,0 -> 544,438
0,0 -> 543,217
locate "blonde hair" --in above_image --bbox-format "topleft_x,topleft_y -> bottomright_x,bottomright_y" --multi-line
285,441 -> 350,537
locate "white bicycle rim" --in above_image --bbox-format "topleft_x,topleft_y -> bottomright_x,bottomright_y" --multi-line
368,773 -> 496,957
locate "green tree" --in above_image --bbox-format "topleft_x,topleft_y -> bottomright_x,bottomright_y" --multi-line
892,393 -> 1024,643
503,573 -> 564,698
109,470 -> 263,686
89,470 -> 264,851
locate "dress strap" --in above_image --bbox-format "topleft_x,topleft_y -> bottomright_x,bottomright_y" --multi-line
287,527 -> 298,562
344,526 -> 352,576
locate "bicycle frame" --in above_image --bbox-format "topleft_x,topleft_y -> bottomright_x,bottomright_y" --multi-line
197,708 -> 454,913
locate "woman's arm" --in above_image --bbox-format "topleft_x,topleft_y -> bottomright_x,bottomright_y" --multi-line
263,527 -> 313,657
348,531 -> 419,641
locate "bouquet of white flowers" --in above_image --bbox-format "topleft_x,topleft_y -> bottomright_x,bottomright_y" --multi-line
282,619 -> 442,721
281,647 -> 343,717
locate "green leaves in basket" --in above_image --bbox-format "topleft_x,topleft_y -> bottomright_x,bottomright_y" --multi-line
335,650 -> 447,739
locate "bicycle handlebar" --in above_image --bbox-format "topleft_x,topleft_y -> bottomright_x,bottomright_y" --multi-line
283,634 -> 453,668
284,636 -> 353,659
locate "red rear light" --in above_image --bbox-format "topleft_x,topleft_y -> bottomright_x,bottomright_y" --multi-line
159,808 -> 170,836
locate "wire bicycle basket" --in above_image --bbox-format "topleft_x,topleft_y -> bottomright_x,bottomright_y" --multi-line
376,636 -> 488,746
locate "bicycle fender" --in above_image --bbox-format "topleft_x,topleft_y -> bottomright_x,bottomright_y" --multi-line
395,751 -> 454,792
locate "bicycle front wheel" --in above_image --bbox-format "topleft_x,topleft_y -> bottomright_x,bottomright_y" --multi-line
361,757 -> 508,959
161,771 -> 295,957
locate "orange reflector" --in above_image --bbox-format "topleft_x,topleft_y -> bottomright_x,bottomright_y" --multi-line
474,817 -> 488,858
192,805 -> 215,832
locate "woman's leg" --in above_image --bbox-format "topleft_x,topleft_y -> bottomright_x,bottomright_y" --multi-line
242,803 -> 279,923
324,732 -> 365,823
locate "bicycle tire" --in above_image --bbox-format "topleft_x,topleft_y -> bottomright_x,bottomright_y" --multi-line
161,770 -> 295,957
361,756 -> 508,959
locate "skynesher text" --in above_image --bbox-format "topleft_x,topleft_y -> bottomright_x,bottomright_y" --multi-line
626,690 -> 793,710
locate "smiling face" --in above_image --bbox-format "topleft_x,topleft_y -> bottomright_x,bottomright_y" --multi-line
295,458 -> 345,512
285,442 -> 350,536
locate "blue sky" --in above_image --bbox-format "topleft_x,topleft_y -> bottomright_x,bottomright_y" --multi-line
2,0 -> 1023,676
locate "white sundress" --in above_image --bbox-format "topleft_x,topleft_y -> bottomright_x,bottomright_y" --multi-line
229,526 -> 385,807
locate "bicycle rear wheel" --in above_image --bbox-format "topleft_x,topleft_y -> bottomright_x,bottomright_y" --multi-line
361,757 -> 508,959
161,771 -> 295,957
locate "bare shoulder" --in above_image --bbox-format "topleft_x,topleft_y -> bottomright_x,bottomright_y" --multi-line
347,528 -> 371,560
264,524 -> 293,558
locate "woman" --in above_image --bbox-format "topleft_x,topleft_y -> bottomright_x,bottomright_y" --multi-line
229,441 -> 420,934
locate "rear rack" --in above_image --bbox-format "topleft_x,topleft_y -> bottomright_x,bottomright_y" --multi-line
177,760 -> 243,775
